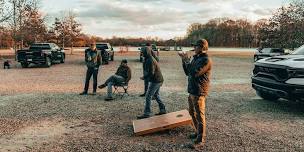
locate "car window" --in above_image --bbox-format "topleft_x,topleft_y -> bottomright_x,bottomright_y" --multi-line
30,44 -> 51,49
292,45 -> 304,55
271,49 -> 283,53
261,48 -> 271,53
96,44 -> 109,49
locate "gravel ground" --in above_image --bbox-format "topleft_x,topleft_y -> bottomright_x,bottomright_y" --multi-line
0,51 -> 304,152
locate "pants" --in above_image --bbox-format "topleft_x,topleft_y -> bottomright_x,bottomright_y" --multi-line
188,94 -> 206,143
104,74 -> 125,98
144,79 -> 149,94
144,82 -> 166,116
83,67 -> 99,93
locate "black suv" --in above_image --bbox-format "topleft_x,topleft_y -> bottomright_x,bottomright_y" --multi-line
254,48 -> 286,62
17,43 -> 65,68
96,42 -> 114,64
252,45 -> 304,101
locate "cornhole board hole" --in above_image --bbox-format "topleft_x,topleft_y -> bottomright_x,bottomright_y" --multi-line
133,110 -> 192,136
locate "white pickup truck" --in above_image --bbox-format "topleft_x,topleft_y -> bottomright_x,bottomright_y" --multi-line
252,45 -> 304,101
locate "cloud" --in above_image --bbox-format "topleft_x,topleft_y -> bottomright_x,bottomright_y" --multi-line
42,0 -> 284,39
77,1 -> 188,25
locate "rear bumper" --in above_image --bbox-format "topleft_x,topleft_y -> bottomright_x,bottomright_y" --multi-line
252,77 -> 304,99
17,55 -> 46,64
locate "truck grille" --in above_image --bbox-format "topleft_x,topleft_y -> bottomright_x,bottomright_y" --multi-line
253,66 -> 289,81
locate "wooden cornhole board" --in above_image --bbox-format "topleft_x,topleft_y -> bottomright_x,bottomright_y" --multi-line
133,110 -> 192,136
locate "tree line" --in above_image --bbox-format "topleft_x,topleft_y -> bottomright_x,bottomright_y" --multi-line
185,0 -> 304,49
0,0 -> 303,50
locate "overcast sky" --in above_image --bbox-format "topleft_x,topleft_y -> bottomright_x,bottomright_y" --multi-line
41,0 -> 289,40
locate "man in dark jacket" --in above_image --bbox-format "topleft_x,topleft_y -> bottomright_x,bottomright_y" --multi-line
139,43 -> 159,97
98,59 -> 131,101
80,43 -> 102,95
137,46 -> 166,119
179,39 -> 212,150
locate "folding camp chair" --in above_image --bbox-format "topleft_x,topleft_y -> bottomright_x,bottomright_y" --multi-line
113,82 -> 129,99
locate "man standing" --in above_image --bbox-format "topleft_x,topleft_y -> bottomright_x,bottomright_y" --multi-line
80,43 -> 102,95
137,46 -> 166,119
179,39 -> 212,150
139,43 -> 159,97
98,59 -> 131,101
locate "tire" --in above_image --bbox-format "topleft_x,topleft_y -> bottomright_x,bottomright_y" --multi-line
60,54 -> 65,63
256,90 -> 279,101
21,62 -> 29,68
45,57 -> 52,67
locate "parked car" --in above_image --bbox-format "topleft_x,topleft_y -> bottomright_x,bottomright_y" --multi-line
254,48 -> 286,62
96,42 -> 114,64
17,43 -> 65,68
252,44 -> 304,101
138,44 -> 159,62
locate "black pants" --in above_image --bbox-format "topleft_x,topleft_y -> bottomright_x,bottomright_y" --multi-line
83,67 -> 99,93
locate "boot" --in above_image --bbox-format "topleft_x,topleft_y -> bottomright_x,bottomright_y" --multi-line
98,84 -> 106,89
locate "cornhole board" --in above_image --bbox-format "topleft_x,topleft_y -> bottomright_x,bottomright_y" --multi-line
133,109 -> 192,136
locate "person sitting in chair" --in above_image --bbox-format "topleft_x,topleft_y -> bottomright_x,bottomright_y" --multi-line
98,59 -> 131,101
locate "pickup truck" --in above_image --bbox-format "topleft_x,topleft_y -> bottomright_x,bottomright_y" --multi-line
96,42 -> 114,65
252,45 -> 304,101
17,43 -> 65,68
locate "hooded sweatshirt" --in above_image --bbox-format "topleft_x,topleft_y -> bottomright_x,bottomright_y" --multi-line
143,47 -> 164,83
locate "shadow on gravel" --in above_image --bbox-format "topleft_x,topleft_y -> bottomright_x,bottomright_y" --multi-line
238,98 -> 304,117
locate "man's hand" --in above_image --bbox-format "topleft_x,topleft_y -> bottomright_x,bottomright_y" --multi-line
178,51 -> 190,61
140,77 -> 144,80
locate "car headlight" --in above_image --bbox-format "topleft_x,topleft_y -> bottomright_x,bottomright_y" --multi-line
288,69 -> 304,78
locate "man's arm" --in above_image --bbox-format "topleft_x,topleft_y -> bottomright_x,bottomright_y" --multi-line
194,59 -> 212,77
182,58 -> 191,76
126,67 -> 132,83
96,50 -> 102,67
85,49 -> 89,63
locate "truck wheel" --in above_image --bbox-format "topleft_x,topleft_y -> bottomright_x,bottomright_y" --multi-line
60,54 -> 65,63
21,62 -> 29,68
256,91 -> 279,101
45,57 -> 52,67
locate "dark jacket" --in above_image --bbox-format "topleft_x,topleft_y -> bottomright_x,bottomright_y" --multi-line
116,65 -> 132,83
85,48 -> 102,68
143,47 -> 164,83
183,53 -> 212,96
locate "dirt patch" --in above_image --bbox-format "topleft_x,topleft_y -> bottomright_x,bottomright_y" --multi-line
0,119 -> 69,151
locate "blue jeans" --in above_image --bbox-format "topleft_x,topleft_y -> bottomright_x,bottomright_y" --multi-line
144,82 -> 166,116
105,75 -> 125,98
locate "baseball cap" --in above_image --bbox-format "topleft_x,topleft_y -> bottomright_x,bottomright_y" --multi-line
122,59 -> 128,63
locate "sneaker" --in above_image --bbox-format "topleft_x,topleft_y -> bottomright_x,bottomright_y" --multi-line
139,93 -> 146,97
92,92 -> 97,96
155,111 -> 167,116
98,84 -> 106,89
79,92 -> 88,95
136,114 -> 150,119
105,96 -> 114,101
